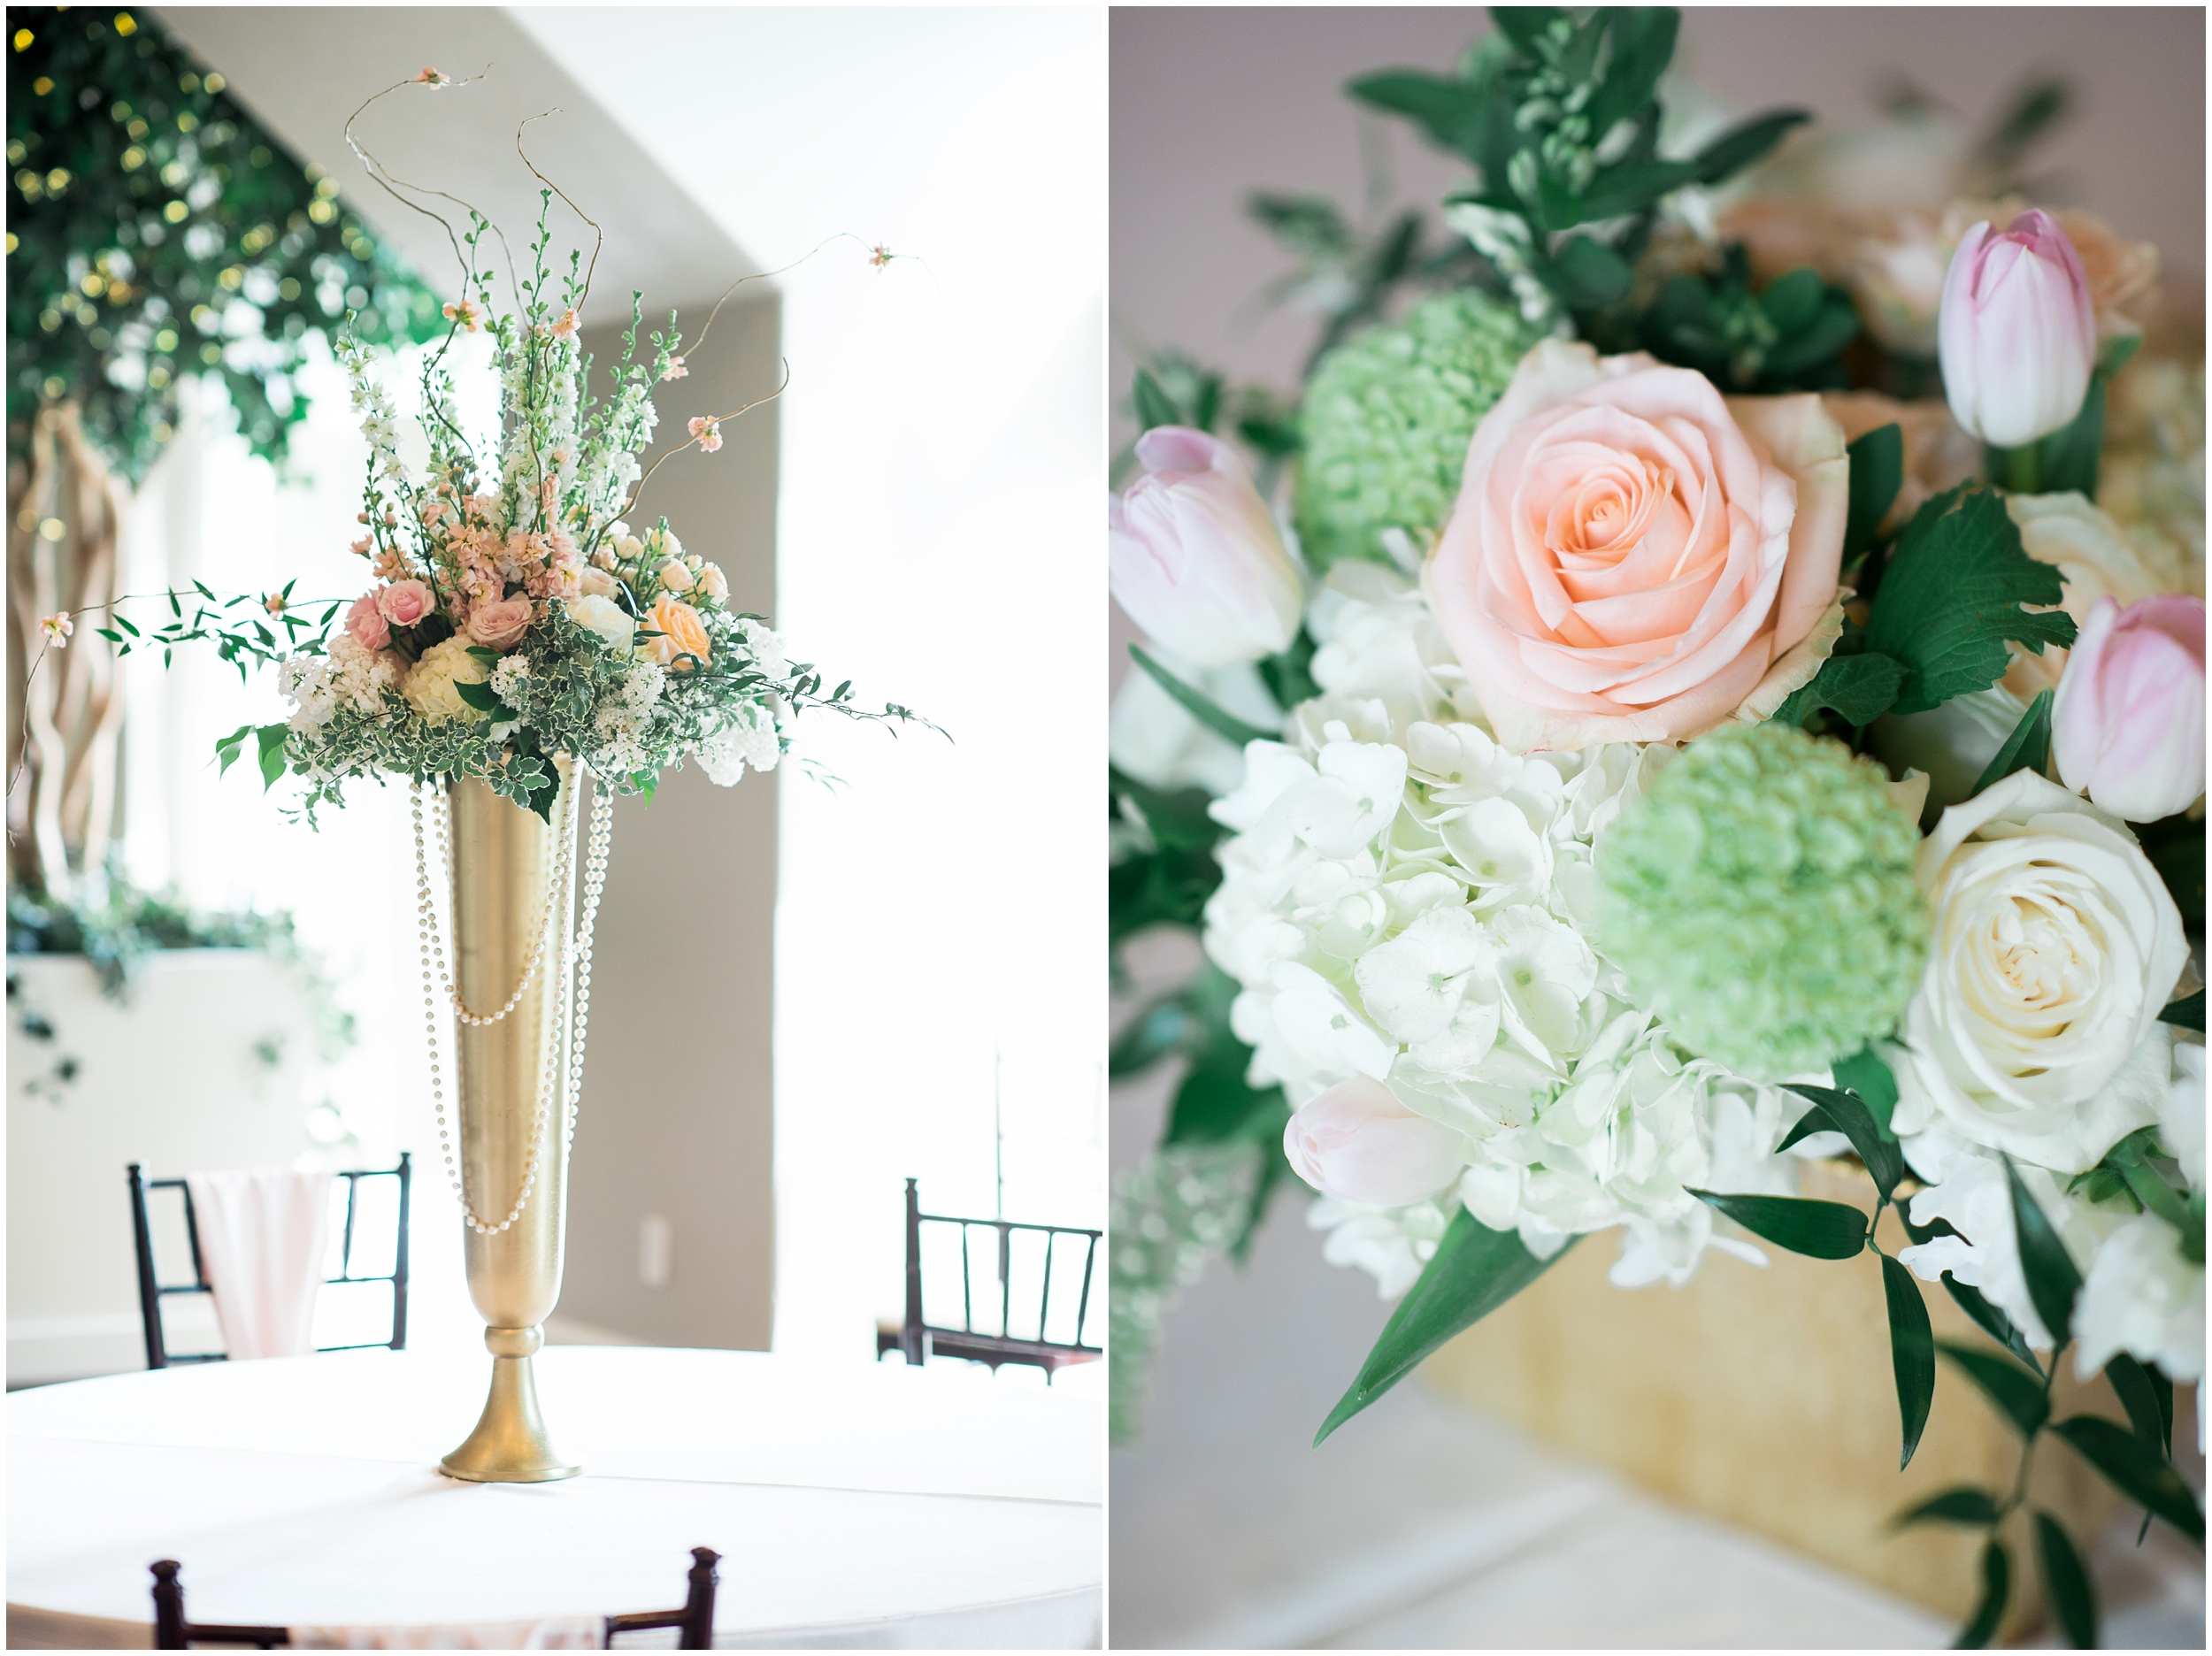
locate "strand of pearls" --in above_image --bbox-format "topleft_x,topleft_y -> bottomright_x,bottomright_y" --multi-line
432,789 -> 568,1028
411,768 -> 613,1235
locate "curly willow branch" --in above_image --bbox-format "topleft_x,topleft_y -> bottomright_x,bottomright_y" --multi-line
514,110 -> 603,313
342,68 -> 518,309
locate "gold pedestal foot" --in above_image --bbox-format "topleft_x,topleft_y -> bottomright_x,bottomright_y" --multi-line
439,1325 -> 580,1484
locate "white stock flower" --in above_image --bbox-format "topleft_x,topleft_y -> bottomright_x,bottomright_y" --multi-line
1893,771 -> 2190,1173
2073,1214 -> 2205,1383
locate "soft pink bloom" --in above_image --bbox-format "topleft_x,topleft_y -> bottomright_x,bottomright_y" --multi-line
1428,341 -> 1849,752
412,65 -> 447,86
1108,426 -> 1302,667
466,594 -> 536,651
349,535 -> 373,557
2052,594 -> 2206,822
377,579 -> 434,629
344,592 -> 390,650
1939,210 -> 2097,449
1284,1077 -> 1466,1208
576,566 -> 618,599
662,356 -> 688,381
39,611 -> 72,648
442,299 -> 481,333
549,309 -> 579,341
688,416 -> 724,454
263,592 -> 286,617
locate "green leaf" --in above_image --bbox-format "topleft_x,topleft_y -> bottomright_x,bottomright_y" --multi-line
1110,765 -> 1224,853
1256,628 -> 1319,711
2104,1353 -> 2170,1458
1970,689 -> 2055,795
2050,1415 -> 2205,1543
1166,1061 -> 1286,1146
254,724 -> 288,793
1955,1538 -> 2010,1649
1316,1210 -> 1574,1445
1488,5 -> 1564,60
2033,1511 -> 2097,1649
2004,1152 -> 2083,1350
2149,1367 -> 2176,1459
1938,1338 -> 2049,1438
2159,990 -> 2204,1033
1831,1046 -> 1900,1137
1881,1251 -> 1936,1469
1538,235 -> 1634,310
1784,1085 -> 1905,1199
213,722 -> 256,778
1128,645 -> 1279,747
1940,1275 -> 2045,1377
1865,485 -> 2075,716
1345,70 -> 1488,160
1132,368 -> 1182,433
1570,158 -> 1700,224
1843,422 -> 1905,561
1893,1486 -> 2002,1529
454,679 -> 503,714
1770,651 -> 1907,730
464,645 -> 502,664
1686,1190 -> 1868,1259
1759,267 -> 1825,335
1690,108 -> 1811,185
1585,7 -> 1678,134
1110,995 -> 1199,1079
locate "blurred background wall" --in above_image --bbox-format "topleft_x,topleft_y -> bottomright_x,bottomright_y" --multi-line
1108,6 -> 2204,1644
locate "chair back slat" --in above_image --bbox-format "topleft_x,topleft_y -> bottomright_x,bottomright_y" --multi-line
881,1178 -> 1102,1380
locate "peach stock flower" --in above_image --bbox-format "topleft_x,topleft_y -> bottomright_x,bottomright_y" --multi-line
688,416 -> 723,454
1425,341 -> 1849,752
646,594 -> 711,668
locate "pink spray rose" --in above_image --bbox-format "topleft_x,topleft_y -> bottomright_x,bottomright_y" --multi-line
2052,594 -> 2206,823
377,579 -> 435,629
466,594 -> 537,651
344,591 -> 390,650
1284,1077 -> 1467,1208
1938,209 -> 2097,450
1426,341 -> 1849,752
1109,426 -> 1302,667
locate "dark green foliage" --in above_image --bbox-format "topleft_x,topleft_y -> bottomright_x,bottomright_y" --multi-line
1638,244 -> 1860,393
1881,1252 -> 1935,1468
1686,1189 -> 1868,1259
1782,1084 -> 1904,1199
1842,421 -> 1904,564
2051,1415 -> 2205,1543
1893,1487 -> 2002,1529
1937,1339 -> 2048,1438
2032,1512 -> 2097,1648
1956,1540 -> 2009,1649
1317,1210 -> 1574,1445
1971,690 -> 2055,795
7,6 -> 444,479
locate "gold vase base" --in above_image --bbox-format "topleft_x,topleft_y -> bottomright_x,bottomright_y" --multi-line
438,1330 -> 580,1484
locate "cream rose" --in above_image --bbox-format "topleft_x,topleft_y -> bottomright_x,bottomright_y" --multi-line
1426,342 -> 1848,752
1893,770 -> 2190,1172
565,593 -> 635,653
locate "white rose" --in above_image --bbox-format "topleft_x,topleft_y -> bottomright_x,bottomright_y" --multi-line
565,594 -> 636,653
1893,770 -> 2189,1172
577,565 -> 618,598
657,558 -> 694,594
698,562 -> 729,602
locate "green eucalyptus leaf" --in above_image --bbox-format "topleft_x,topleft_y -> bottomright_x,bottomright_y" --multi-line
2004,1152 -> 2083,1352
1881,1251 -> 1936,1469
1970,690 -> 2055,795
1784,1085 -> 1905,1199
1955,1538 -> 2010,1649
1938,1338 -> 2049,1438
1940,1275 -> 2045,1376
1893,1486 -> 2002,1529
1687,1190 -> 1868,1259
2051,1415 -> 2204,1543
1316,1210 -> 1574,1445
2033,1511 -> 2098,1649
1831,1046 -> 1901,1137
1843,422 -> 1905,562
1128,646 -> 1278,748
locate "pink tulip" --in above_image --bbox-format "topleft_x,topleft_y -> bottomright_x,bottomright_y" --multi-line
2052,594 -> 2206,822
344,591 -> 389,651
376,579 -> 435,629
1109,426 -> 1301,667
1938,210 -> 2097,449
1284,1077 -> 1466,1208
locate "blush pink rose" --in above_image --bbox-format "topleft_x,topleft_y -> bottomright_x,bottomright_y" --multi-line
377,579 -> 435,629
344,591 -> 389,650
1426,341 -> 1850,752
466,594 -> 536,651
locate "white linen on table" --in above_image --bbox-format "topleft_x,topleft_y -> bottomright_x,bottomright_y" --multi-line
181,1169 -> 334,1360
7,1348 -> 1102,1650
291,1616 -> 604,1648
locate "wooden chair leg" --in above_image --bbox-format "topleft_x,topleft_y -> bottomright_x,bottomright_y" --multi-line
681,1546 -> 719,1649
150,1560 -> 187,1650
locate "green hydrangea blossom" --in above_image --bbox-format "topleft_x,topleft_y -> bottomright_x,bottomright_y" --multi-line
1293,288 -> 1539,572
1596,723 -> 1929,1080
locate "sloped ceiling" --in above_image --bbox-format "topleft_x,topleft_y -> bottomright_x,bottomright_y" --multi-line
149,7 -> 758,318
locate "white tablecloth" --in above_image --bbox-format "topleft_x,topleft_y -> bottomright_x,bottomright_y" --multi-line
6,1346 -> 1102,1649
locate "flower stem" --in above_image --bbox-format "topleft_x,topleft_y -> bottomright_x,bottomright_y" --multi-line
2004,443 -> 2041,495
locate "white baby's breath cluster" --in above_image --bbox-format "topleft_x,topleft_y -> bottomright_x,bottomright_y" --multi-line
1204,565 -> 1811,1293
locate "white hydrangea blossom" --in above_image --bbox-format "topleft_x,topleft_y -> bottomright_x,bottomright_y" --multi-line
737,618 -> 789,681
1205,566 -> 1806,1295
695,701 -> 781,786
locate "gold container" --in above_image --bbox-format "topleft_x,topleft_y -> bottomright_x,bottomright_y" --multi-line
438,763 -> 581,1484
1423,1162 -> 2124,1637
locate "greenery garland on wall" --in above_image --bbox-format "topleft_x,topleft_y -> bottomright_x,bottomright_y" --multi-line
6,4 -> 443,481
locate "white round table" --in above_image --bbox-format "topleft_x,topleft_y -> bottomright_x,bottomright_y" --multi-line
6,1346 -> 1102,1649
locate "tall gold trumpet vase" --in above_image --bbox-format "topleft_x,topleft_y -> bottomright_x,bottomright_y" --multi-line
439,761 -> 582,1484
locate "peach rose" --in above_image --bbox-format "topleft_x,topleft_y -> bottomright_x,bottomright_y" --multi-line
376,579 -> 435,629
646,594 -> 711,668
1426,341 -> 1849,751
466,594 -> 535,651
344,591 -> 390,651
